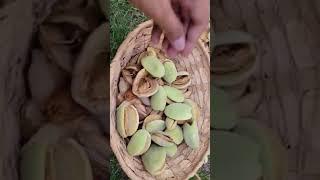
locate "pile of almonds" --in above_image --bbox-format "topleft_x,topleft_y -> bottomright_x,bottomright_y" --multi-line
116,47 -> 201,176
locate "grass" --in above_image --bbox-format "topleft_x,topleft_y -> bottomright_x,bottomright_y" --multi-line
109,0 -> 210,179
110,0 -> 148,59
110,155 -> 127,180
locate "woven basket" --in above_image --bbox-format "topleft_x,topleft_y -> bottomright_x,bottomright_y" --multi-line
110,20 -> 210,180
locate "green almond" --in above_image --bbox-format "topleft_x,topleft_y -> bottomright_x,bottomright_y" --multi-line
142,114 -> 162,129
142,145 -> 166,176
163,144 -> 177,157
163,86 -> 184,102
165,117 -> 177,131
163,60 -> 177,84
184,99 -> 200,122
151,132 -> 175,147
145,120 -> 166,133
141,56 -> 165,78
164,103 -> 192,120
116,102 -> 127,137
116,101 -> 139,138
151,86 -> 167,111
164,126 -> 184,145
127,129 -> 151,156
183,122 -> 200,149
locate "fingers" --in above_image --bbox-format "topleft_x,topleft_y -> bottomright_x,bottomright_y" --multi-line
131,0 -> 209,57
159,16 -> 185,51
151,24 -> 162,45
162,37 -> 169,52
131,0 -> 186,51
167,45 -> 178,57
163,37 -> 178,58
182,23 -> 206,56
181,0 -> 209,56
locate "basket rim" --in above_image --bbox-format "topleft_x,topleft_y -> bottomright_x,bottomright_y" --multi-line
112,20 -> 154,63
110,19 -> 210,180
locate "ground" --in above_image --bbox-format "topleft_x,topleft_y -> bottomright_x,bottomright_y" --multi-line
110,0 -> 210,179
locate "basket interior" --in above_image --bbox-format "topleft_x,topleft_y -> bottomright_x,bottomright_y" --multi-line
110,21 -> 210,180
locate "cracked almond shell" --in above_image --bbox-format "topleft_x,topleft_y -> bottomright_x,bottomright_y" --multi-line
119,77 -> 130,93
172,71 -> 191,90
132,69 -> 159,97
121,65 -> 139,85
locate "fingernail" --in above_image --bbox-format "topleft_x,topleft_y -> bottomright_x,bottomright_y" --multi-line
172,36 -> 185,51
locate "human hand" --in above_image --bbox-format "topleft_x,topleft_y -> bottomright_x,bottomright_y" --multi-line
130,0 -> 209,57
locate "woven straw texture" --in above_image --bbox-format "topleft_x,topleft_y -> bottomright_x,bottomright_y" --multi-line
110,20 -> 210,180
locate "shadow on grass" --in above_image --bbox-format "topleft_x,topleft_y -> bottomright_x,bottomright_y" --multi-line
110,0 -> 147,60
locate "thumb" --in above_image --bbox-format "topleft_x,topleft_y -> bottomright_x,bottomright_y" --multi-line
130,0 -> 186,50
152,3 -> 186,51
182,23 -> 206,55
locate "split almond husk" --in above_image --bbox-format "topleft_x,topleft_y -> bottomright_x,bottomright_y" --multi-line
172,71 -> 192,90
116,101 -> 139,138
119,77 -> 130,93
122,65 -> 140,84
132,69 -> 159,97
129,98 -> 151,120
151,132 -> 175,147
142,114 -> 163,129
